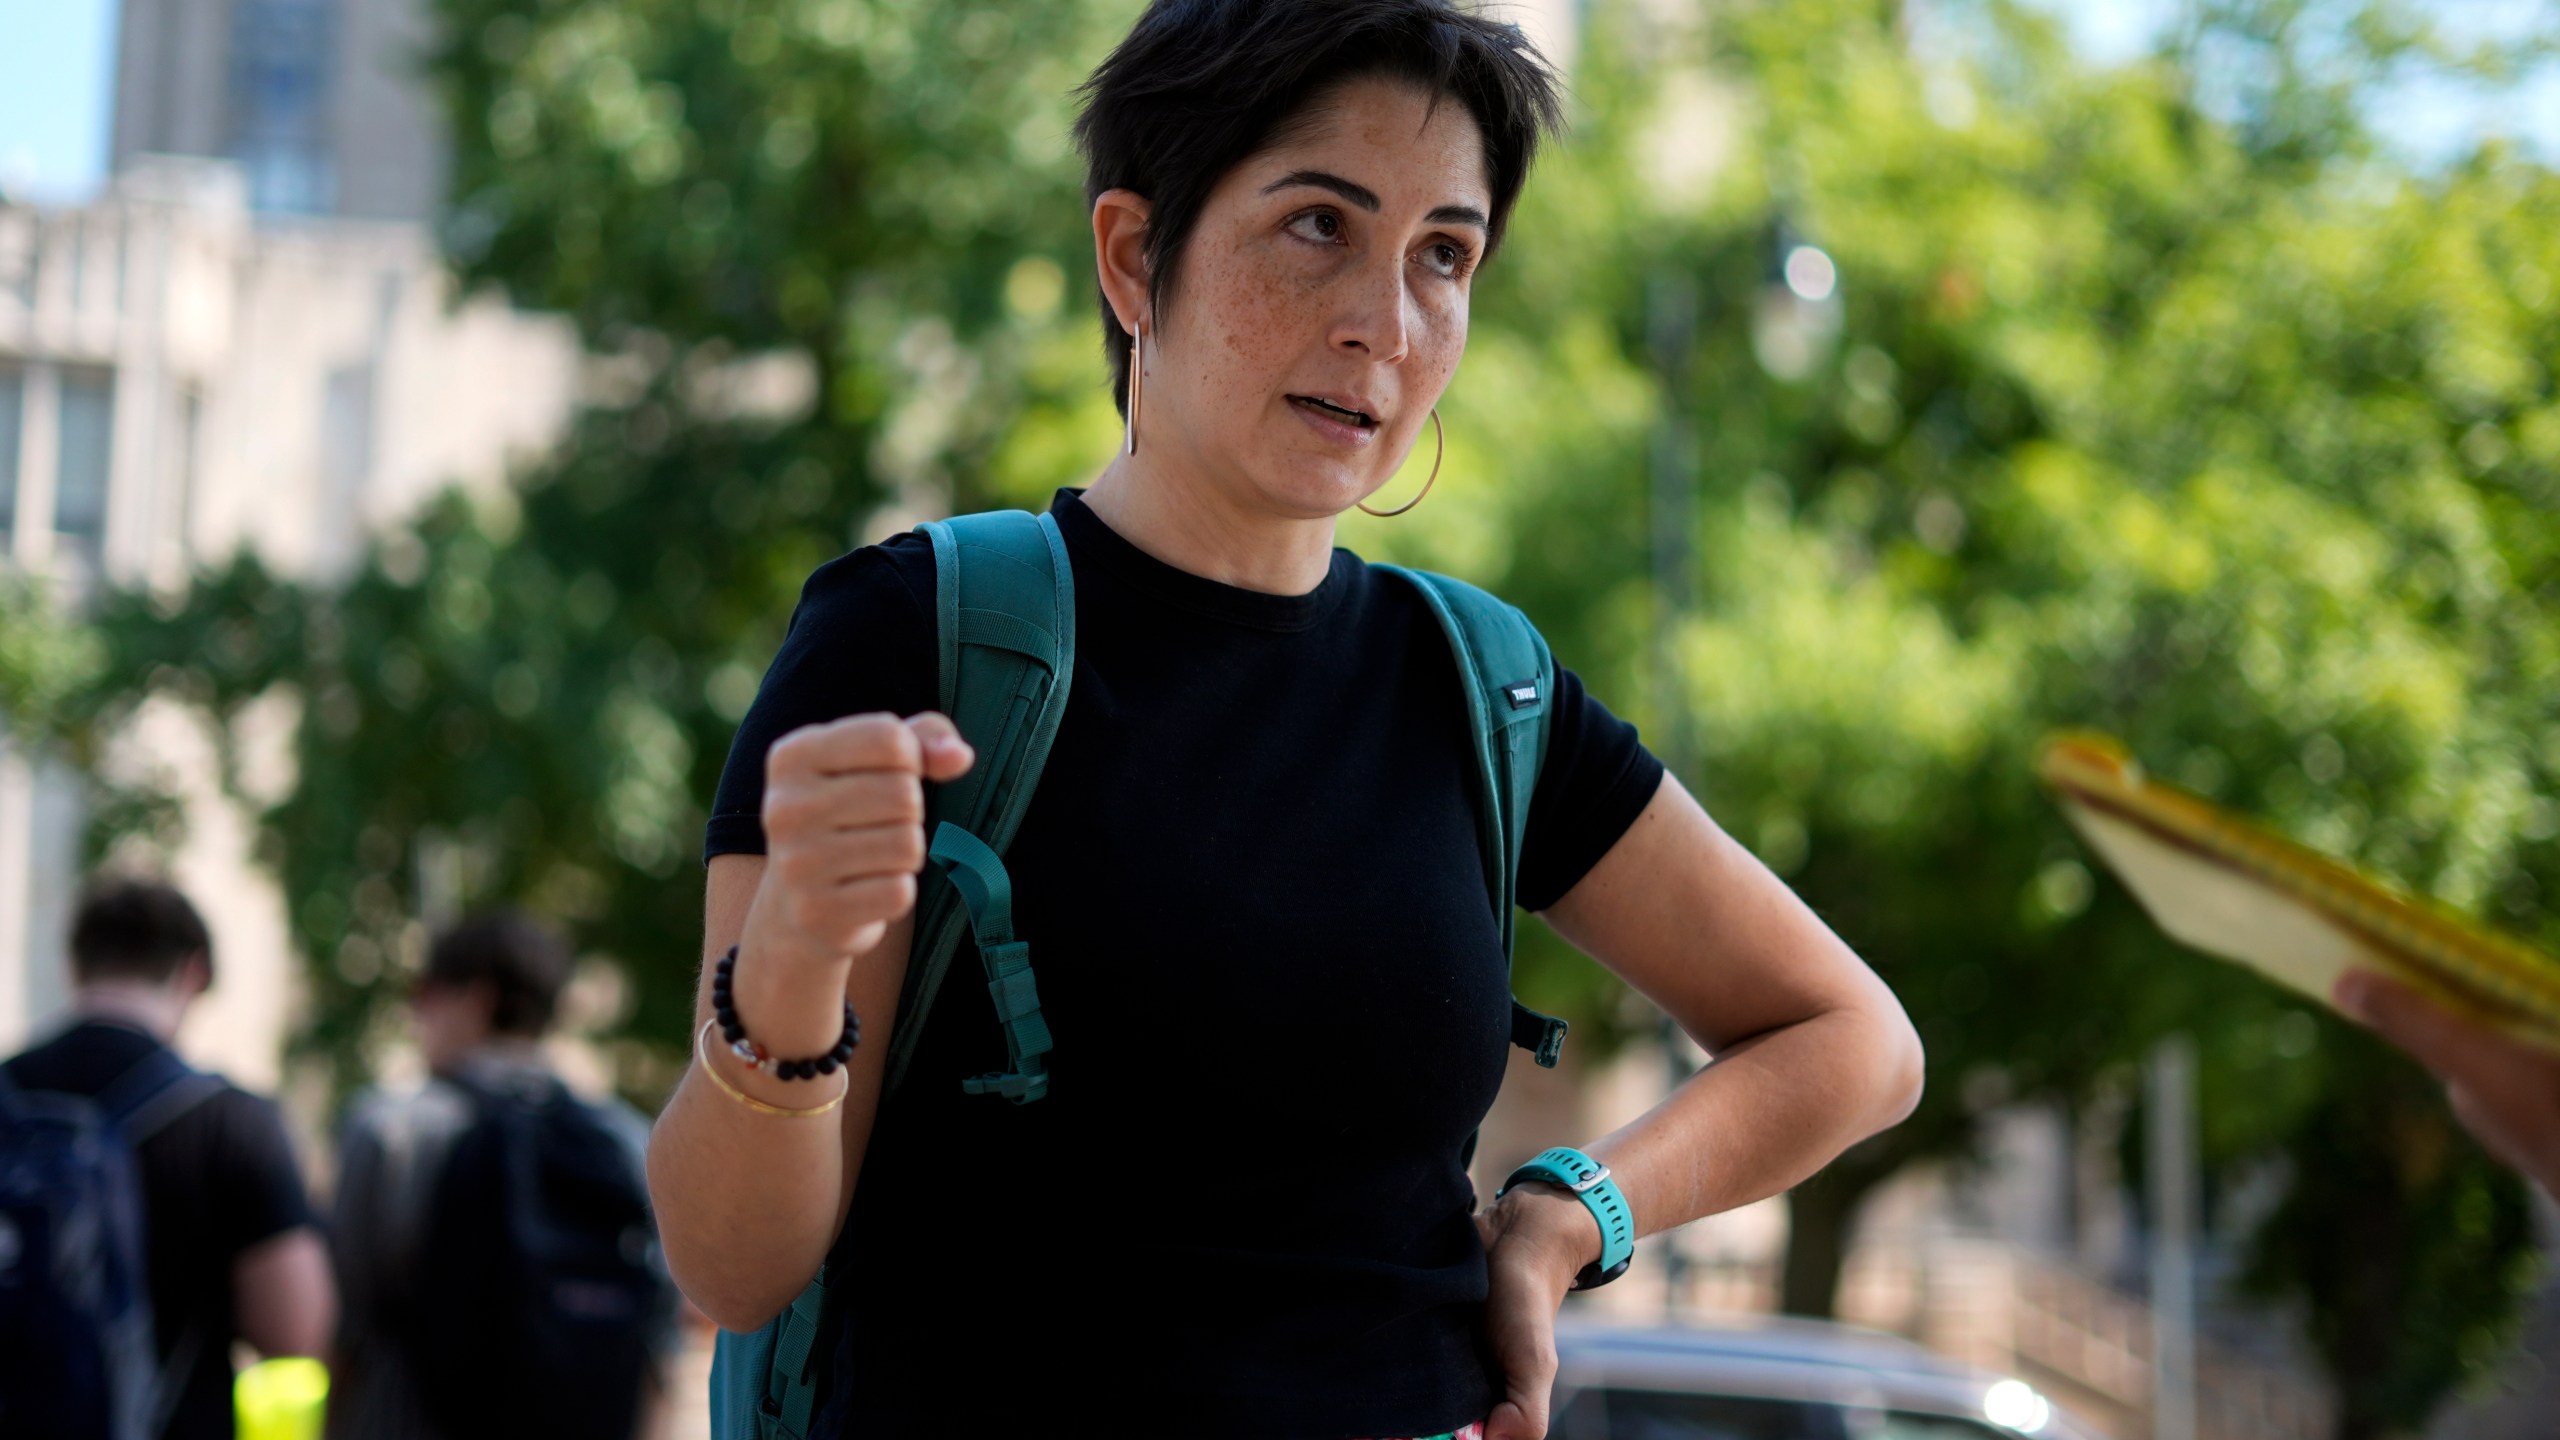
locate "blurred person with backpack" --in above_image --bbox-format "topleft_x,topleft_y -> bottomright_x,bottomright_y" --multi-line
0,876 -> 334,1440
326,911 -> 674,1440
651,5 -> 1925,1437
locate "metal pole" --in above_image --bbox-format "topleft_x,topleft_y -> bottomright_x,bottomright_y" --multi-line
2147,1034 -> 2199,1440
1646,272 -> 1696,772
1647,272 -> 1697,1316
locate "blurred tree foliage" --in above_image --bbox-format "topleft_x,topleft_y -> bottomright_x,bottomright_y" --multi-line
1449,2 -> 2553,1434
23,0 -> 2559,1431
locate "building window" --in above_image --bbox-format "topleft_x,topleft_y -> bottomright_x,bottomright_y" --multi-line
322,364 -> 374,564
67,219 -> 89,316
0,368 -> 21,545
228,0 -> 338,213
55,371 -> 114,553
174,390 -> 202,564
0,214 -> 34,311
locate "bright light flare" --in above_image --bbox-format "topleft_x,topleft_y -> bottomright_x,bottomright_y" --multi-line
1782,244 -> 1838,302
1983,1379 -> 2051,1434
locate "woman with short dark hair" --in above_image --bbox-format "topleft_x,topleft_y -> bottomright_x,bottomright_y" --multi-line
650,3 -> 1923,1436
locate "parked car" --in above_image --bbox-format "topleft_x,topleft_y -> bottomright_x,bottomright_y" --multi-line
1552,1313 -> 2109,1440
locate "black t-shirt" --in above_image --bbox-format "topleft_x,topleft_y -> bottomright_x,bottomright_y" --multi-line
706,489 -> 1662,1438
4,1018 -> 318,1440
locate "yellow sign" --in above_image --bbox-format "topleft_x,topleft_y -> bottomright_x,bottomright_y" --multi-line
235,1357 -> 329,1440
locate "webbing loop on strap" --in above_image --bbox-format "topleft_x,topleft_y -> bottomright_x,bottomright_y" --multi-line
985,958 -> 1044,1026
931,823 -> 1052,1104
929,825 -> 1017,944
955,606 -> 1058,661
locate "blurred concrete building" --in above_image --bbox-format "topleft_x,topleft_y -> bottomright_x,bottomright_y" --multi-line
0,0 -> 575,1087
110,0 -> 449,223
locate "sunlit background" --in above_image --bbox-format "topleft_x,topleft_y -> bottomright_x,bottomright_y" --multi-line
3,2 -> 2559,1438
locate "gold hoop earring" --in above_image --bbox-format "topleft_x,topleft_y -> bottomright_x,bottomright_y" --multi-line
1123,323 -> 1144,456
1356,407 -> 1442,517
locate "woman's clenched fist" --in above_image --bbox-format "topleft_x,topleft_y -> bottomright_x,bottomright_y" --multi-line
747,712 -> 975,972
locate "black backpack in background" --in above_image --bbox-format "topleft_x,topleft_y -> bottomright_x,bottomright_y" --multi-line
0,1048 -> 221,1440
406,1067 -> 666,1440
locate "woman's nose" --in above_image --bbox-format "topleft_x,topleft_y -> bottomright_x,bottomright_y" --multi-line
1329,256 -> 1412,363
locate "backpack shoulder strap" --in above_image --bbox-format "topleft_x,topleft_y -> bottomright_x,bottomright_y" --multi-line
96,1046 -> 224,1146
66,1046 -> 219,1440
720,508 -> 1078,1440
712,1277 -> 828,1440
1375,565 -> 1570,1068
888,507 -> 1075,1105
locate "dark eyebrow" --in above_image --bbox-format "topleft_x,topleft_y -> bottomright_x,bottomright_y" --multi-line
1262,170 -> 1491,233
1263,169 -> 1380,211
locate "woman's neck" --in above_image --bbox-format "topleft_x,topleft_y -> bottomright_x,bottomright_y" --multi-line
1081,449 -> 1338,596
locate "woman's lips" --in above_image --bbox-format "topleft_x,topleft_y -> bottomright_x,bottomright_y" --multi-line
1287,394 -> 1380,446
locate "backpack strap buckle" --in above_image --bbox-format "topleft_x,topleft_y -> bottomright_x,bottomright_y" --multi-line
1510,1000 -> 1569,1069
981,951 -> 1053,1056
960,1070 -> 1050,1102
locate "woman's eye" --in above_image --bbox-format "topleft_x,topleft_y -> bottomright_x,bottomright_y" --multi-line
1287,210 -> 1344,244
1421,241 -> 1472,278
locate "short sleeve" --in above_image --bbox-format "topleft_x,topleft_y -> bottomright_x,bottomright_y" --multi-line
1515,665 -> 1665,912
704,534 -> 941,863
204,1089 -> 318,1256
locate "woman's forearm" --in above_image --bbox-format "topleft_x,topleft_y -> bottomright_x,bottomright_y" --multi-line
647,858 -> 911,1331
1531,775 -> 1925,1255
651,720 -> 969,1328
647,1044 -> 866,1330
1589,1000 -> 1923,1240
1476,997 -> 1920,1440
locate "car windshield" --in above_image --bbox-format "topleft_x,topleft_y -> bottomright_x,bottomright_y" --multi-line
1559,1388 -> 2017,1440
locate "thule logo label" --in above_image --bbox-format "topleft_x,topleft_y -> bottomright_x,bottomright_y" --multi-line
1505,681 -> 1540,709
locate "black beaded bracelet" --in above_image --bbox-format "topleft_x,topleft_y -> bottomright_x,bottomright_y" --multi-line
711,945 -> 860,1081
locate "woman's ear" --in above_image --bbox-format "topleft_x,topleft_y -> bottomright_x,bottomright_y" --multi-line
1092,188 -> 1153,335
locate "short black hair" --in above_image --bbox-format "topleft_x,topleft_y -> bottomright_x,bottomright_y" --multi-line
1074,0 -> 1564,412
70,876 -> 214,987
422,910 -> 571,1038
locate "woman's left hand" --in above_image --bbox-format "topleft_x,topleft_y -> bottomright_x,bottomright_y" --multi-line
1475,1186 -> 1602,1440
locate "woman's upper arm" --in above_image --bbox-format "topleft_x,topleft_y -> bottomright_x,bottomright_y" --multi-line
702,538 -> 939,869
1539,771 -> 1903,1052
700,854 -> 764,1024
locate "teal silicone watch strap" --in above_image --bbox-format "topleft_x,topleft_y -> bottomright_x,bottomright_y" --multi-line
1499,1145 -> 1636,1290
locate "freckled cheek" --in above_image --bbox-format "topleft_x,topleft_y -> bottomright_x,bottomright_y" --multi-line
1411,307 -> 1469,396
1198,262 -> 1328,398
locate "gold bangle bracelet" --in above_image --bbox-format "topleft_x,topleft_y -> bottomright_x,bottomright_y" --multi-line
694,1019 -> 849,1119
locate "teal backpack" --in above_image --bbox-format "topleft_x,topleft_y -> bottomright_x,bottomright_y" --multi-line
708,509 -> 1571,1439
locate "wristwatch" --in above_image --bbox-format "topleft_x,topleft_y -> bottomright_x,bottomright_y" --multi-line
1499,1145 -> 1635,1290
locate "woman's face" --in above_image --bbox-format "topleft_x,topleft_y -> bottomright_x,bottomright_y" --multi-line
1142,76 -> 1491,519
